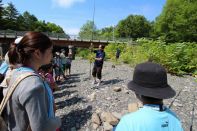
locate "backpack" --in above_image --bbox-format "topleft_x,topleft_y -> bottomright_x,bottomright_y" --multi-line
0,72 -> 37,131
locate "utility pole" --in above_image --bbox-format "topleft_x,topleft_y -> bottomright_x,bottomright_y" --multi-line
90,0 -> 96,79
113,25 -> 115,41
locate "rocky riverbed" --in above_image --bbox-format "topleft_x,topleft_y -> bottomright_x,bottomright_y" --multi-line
54,59 -> 197,131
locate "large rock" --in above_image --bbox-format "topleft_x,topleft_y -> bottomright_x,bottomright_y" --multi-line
91,113 -> 101,125
112,112 -> 122,120
103,122 -> 113,131
128,103 -> 139,113
100,112 -> 119,125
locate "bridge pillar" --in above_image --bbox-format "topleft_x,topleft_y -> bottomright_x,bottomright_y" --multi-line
68,45 -> 75,60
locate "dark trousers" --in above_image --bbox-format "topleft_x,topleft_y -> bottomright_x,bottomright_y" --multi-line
92,64 -> 103,80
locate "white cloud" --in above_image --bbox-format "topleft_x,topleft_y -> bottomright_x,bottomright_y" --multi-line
52,0 -> 85,8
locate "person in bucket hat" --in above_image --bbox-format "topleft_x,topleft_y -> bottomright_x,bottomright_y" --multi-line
115,62 -> 183,131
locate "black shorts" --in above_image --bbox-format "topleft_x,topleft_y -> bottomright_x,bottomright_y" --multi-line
92,64 -> 103,79
65,64 -> 71,69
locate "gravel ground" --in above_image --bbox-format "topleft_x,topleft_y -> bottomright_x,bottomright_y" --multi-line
54,58 -> 197,131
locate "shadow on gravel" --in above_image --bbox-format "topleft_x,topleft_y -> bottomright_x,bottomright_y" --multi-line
67,78 -> 81,84
102,78 -> 123,86
70,73 -> 85,76
60,73 -> 82,84
83,77 -> 91,81
56,96 -> 87,110
54,90 -> 77,99
60,105 -> 92,131
91,79 -> 124,90
56,73 -> 84,85
58,83 -> 77,89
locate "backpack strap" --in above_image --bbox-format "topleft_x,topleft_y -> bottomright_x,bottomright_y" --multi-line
0,72 -> 38,114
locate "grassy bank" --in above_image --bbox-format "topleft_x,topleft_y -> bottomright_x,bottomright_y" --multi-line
76,39 -> 197,76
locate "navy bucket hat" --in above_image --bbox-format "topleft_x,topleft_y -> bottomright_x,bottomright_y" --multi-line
128,62 -> 176,99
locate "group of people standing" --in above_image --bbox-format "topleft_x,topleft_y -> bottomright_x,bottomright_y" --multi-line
0,31 -> 184,131
53,49 -> 72,82
0,32 -> 61,131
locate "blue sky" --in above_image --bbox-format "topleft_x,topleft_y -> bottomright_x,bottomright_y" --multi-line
2,0 -> 166,35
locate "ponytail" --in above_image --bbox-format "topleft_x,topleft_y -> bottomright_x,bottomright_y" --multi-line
8,32 -> 52,65
8,42 -> 21,65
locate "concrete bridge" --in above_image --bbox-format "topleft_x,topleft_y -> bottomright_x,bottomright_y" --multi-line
0,30 -> 109,58
0,30 -> 109,48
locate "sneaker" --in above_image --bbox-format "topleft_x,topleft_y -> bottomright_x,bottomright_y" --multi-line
92,80 -> 97,85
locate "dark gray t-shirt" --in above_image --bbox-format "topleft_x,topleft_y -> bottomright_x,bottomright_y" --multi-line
4,70 -> 61,131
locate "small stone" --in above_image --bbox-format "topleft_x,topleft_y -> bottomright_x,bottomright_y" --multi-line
112,112 -> 122,120
128,103 -> 139,113
92,123 -> 99,130
100,112 -> 119,125
91,113 -> 101,125
70,94 -> 75,97
122,84 -> 127,88
113,87 -> 122,92
106,97 -> 111,100
89,92 -> 96,101
173,101 -> 183,107
124,89 -> 129,94
95,108 -> 102,114
103,122 -> 113,131
115,97 -> 119,101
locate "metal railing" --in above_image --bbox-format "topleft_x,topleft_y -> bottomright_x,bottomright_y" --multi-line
0,30 -> 70,39
0,30 -> 134,43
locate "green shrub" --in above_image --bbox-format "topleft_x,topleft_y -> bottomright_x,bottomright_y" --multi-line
77,39 -> 197,76
76,48 -> 90,59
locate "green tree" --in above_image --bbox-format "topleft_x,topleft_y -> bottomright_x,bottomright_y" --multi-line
0,2 -> 66,35
98,26 -> 115,40
46,22 -> 64,33
154,0 -> 197,42
0,0 -> 2,16
0,0 -> 4,29
21,11 -> 38,31
79,20 -> 98,40
16,14 -> 27,30
116,15 -> 151,39
34,20 -> 48,32
3,2 -> 19,30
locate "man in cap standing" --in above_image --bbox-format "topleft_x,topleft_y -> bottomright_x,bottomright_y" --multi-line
116,62 -> 183,131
